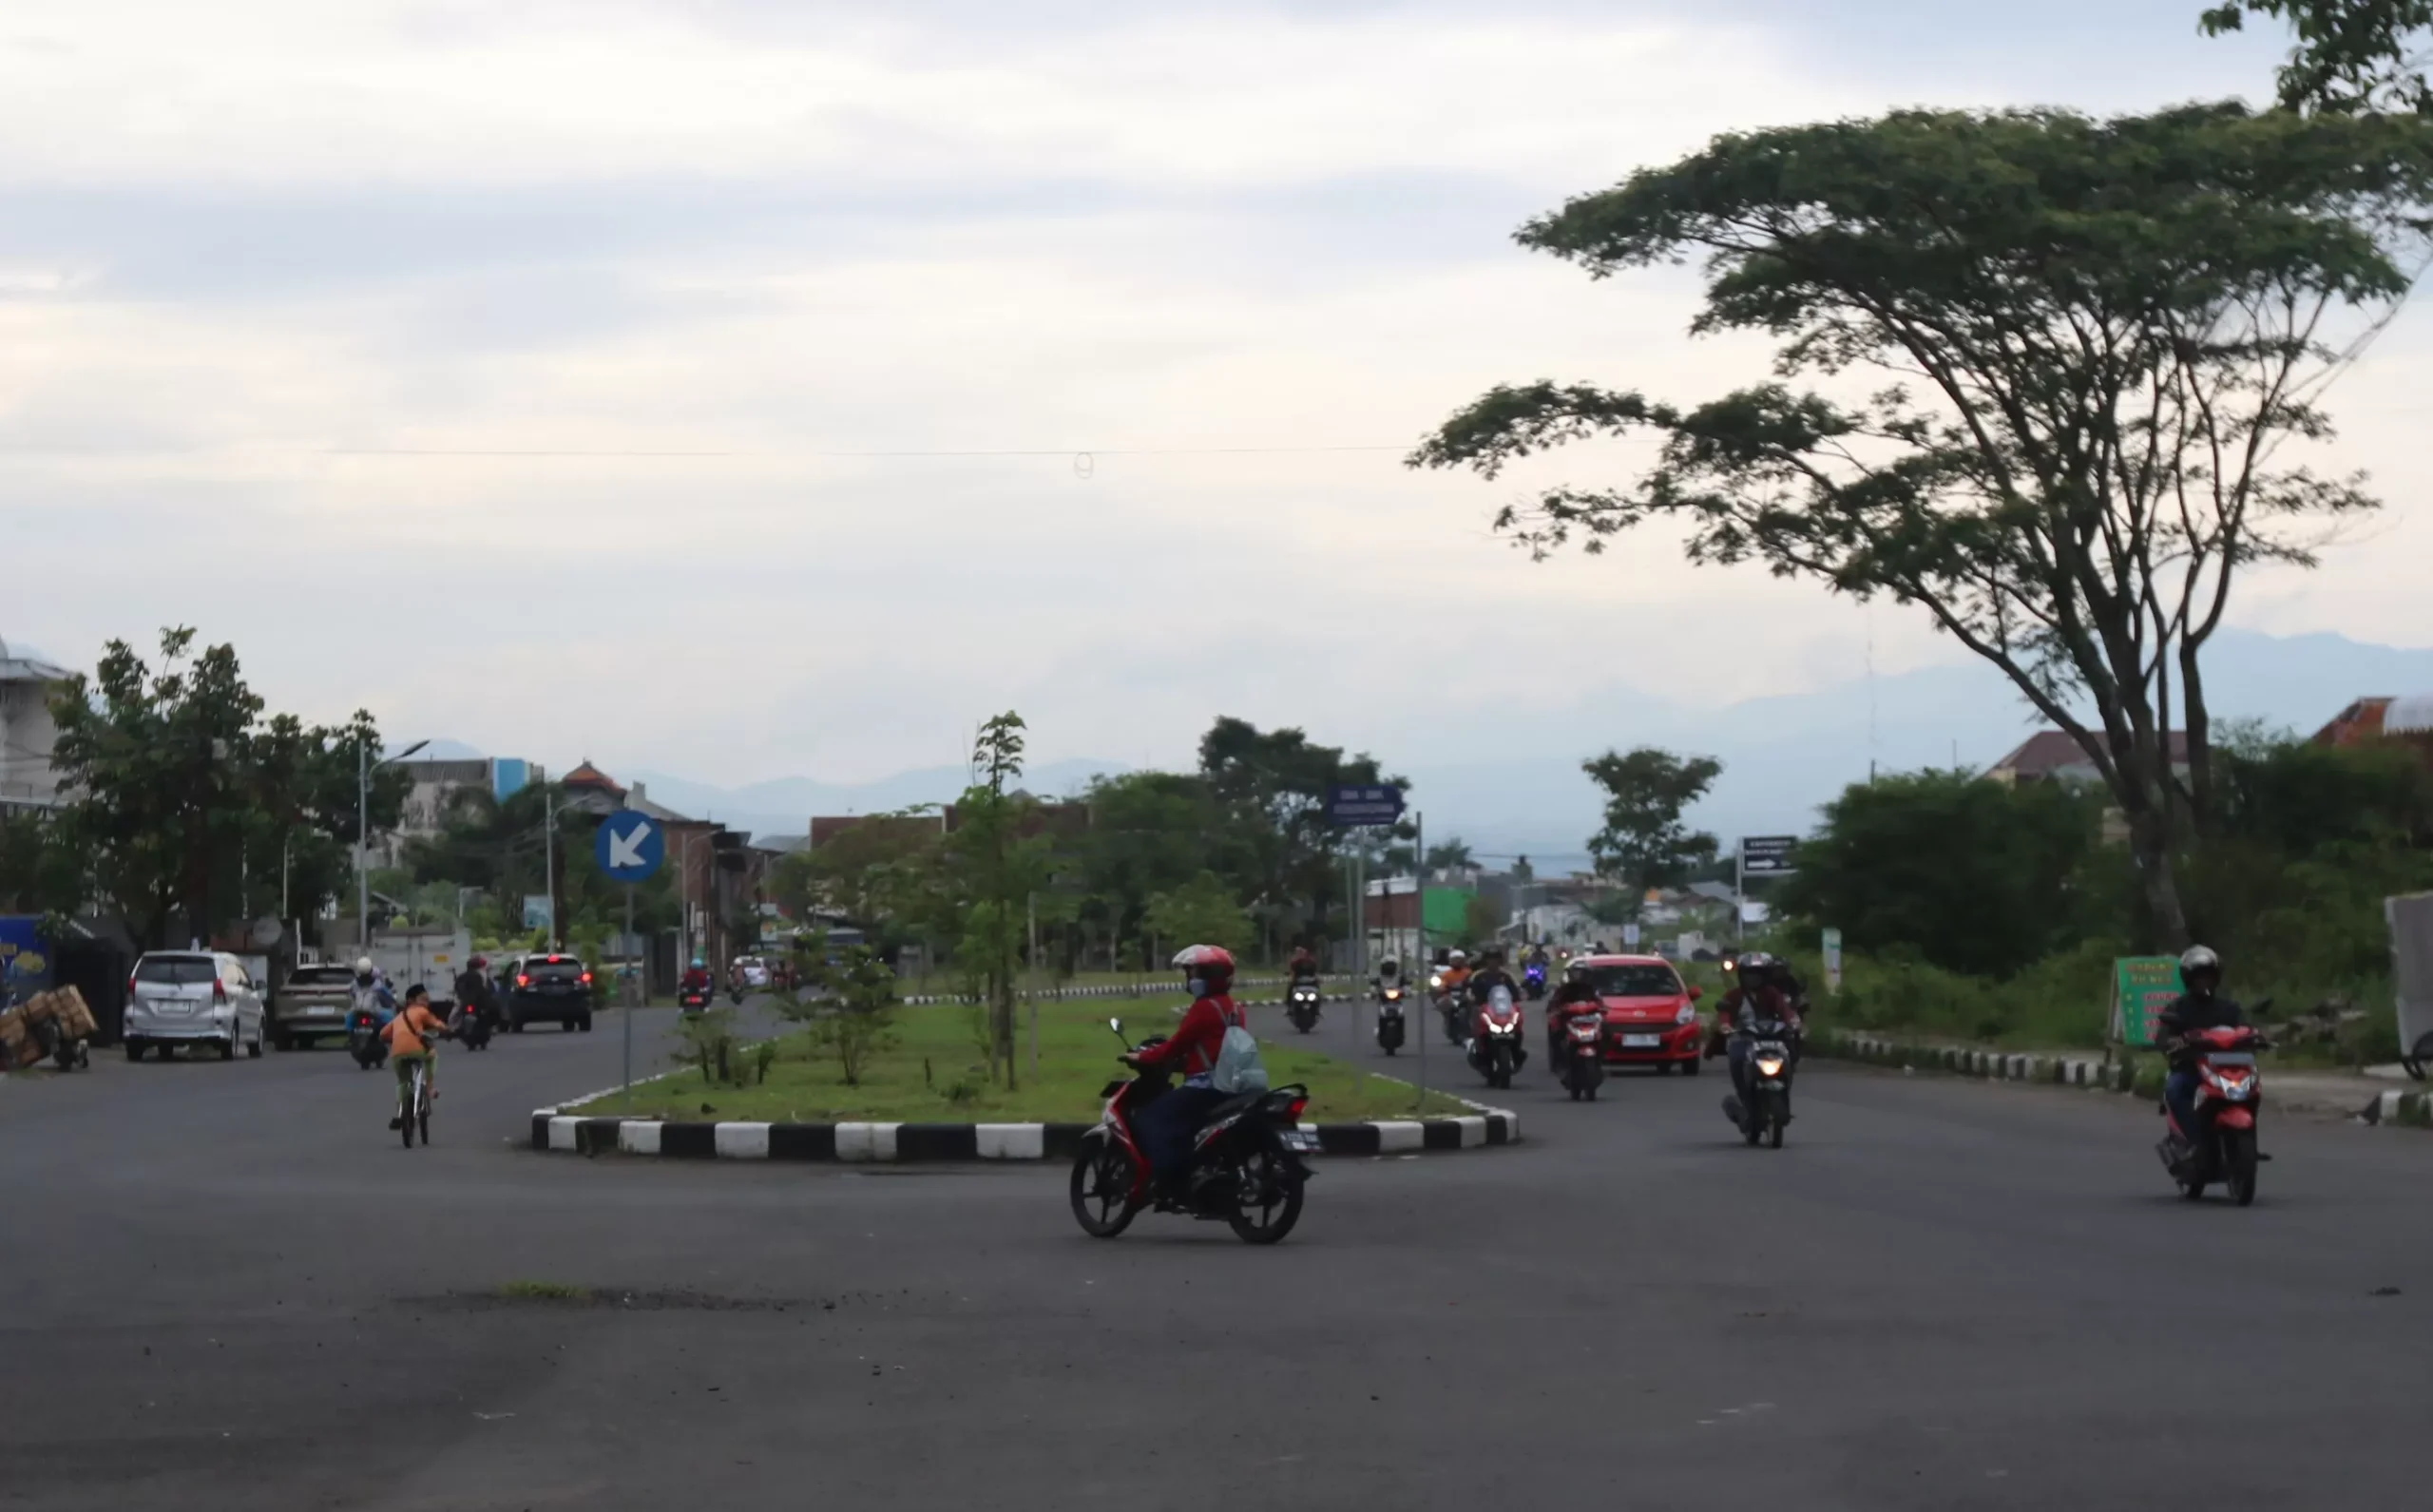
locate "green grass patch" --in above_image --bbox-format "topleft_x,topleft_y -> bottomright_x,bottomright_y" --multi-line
573,992 -> 1476,1123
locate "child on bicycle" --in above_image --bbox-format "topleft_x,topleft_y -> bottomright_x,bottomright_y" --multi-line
385,984 -> 449,1131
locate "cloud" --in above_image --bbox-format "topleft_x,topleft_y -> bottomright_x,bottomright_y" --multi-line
0,0 -> 2421,795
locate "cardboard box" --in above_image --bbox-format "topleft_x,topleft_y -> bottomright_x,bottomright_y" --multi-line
52,986 -> 95,1039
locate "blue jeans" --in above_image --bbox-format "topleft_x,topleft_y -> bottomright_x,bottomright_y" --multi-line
2164,1069 -> 2201,1141
1135,1084 -> 1225,1187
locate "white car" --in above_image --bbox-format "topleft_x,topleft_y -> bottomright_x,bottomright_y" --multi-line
124,950 -> 266,1062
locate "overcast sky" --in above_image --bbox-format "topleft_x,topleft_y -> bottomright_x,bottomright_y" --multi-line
3,0 -> 2423,786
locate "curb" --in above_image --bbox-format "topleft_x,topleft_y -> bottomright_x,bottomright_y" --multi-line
1817,1028 -> 2428,1126
896,976 -> 1290,1009
527,1108 -> 1521,1161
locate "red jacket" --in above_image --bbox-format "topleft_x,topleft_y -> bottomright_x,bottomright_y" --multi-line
1135,994 -> 1244,1080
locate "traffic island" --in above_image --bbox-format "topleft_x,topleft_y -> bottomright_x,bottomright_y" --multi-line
528,1108 -> 1521,1161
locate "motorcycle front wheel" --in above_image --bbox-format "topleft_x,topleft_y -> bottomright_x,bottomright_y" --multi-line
2227,1129 -> 2258,1207
1069,1140 -> 1139,1238
1225,1144 -> 1305,1246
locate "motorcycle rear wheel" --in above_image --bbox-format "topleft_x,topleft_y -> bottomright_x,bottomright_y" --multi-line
1767,1116 -> 1785,1149
1225,1145 -> 1305,1245
2227,1130 -> 2258,1207
1069,1141 -> 1139,1238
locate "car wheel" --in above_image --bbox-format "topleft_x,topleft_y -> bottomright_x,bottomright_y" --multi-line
125,1040 -> 145,1062
510,1019 -> 526,1033
218,1036 -> 237,1062
246,1033 -> 263,1059
270,1028 -> 292,1052
1682,1057 -> 1700,1077
578,1015 -> 593,1033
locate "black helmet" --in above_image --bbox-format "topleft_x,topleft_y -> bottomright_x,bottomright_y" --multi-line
2179,945 -> 2221,986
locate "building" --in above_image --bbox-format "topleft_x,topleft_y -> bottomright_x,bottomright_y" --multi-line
2314,695 -> 2433,759
0,635 -> 71,812
1986,728 -> 2191,786
381,755 -> 545,865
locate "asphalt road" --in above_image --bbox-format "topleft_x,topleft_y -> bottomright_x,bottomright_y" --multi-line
5,994 -> 2429,1512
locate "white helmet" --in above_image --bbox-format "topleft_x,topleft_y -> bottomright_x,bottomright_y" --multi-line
354,957 -> 374,974
1448,949 -> 1468,966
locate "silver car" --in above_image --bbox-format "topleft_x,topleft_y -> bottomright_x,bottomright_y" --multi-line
124,951 -> 266,1062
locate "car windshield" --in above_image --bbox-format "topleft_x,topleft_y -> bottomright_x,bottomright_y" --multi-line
286,967 -> 354,986
136,955 -> 218,986
1584,964 -> 1682,998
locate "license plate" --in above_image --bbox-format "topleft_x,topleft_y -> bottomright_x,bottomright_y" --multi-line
1280,1131 -> 1318,1153
1622,1034 -> 1660,1047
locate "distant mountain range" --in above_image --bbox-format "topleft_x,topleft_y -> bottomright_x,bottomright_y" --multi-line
412,628 -> 2432,871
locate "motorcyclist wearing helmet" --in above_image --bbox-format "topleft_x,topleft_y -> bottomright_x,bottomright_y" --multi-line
1466,947 -> 1523,1009
680,957 -> 713,995
1438,949 -> 1472,997
451,954 -> 495,1030
1128,945 -> 1248,1196
348,957 -> 393,1027
1718,950 -> 1799,1132
2156,946 -> 2243,1152
1546,957 -> 1605,1060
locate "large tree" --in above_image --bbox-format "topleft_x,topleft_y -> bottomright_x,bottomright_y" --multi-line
1413,104 -> 2433,945
1580,748 -> 1722,919
2204,1 -> 2433,112
1197,716 -> 1399,951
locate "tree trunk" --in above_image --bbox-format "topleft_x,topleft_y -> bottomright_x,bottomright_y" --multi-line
2178,640 -> 2216,835
2125,807 -> 2191,950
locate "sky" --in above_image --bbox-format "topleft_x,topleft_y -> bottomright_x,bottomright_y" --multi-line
3,0 -> 2424,789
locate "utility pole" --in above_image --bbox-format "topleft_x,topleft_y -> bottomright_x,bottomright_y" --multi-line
358,737 -> 428,958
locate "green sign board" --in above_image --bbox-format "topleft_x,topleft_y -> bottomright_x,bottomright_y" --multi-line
1421,887 -> 1473,940
2108,956 -> 2184,1047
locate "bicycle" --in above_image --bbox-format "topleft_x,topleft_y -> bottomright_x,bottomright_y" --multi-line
398,1057 -> 432,1148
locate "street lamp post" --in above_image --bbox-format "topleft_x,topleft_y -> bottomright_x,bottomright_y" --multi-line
358,737 -> 430,959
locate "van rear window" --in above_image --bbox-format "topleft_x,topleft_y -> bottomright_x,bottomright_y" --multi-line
136,957 -> 219,986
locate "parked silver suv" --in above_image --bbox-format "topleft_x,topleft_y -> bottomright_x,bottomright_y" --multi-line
125,951 -> 266,1062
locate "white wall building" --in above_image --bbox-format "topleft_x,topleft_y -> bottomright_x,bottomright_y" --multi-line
0,635 -> 71,812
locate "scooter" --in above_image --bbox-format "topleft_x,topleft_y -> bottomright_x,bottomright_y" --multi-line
347,1005 -> 390,1071
1437,984 -> 1468,1046
450,1002 -> 492,1052
1068,1019 -> 1317,1245
1374,986 -> 1407,1055
1466,985 -> 1528,1090
1723,1017 -> 1799,1148
679,985 -> 712,1014
1523,961 -> 1548,1001
1285,981 -> 1322,1034
1559,1004 -> 1606,1101
2158,1018 -> 2271,1206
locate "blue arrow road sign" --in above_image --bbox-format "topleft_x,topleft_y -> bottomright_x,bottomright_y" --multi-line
1325,783 -> 1406,828
596,809 -> 665,883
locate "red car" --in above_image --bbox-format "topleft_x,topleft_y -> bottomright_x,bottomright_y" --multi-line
1545,955 -> 1706,1074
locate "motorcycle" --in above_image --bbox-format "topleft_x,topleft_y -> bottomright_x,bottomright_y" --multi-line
450,1002 -> 492,1052
680,984 -> 713,1014
2159,1017 -> 2271,1206
347,1005 -> 390,1071
1437,981 -> 1467,1046
1374,986 -> 1407,1055
1466,984 -> 1528,1090
1523,961 -> 1548,1001
1559,1003 -> 1606,1101
1724,1017 -> 1799,1148
1068,1019 -> 1317,1245
1285,981 -> 1323,1034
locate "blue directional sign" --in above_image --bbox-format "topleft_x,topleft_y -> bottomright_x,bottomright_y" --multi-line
595,809 -> 665,883
1325,783 -> 1407,828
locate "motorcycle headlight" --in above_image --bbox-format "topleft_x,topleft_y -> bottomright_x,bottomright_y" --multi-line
1676,1004 -> 1697,1024
1755,1056 -> 1787,1078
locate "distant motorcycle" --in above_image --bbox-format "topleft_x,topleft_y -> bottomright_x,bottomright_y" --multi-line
1374,986 -> 1407,1055
1558,1004 -> 1606,1101
1285,981 -> 1322,1034
1523,961 -> 1548,1001
680,985 -> 712,1014
450,1002 -> 492,1052
1466,984 -> 1527,1090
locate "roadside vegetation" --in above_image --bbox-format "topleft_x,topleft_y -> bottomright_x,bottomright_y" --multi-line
574,988 -> 1475,1124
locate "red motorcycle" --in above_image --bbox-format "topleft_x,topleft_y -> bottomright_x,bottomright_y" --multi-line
1069,1019 -> 1317,1245
1466,984 -> 1527,1090
2159,1022 -> 2270,1206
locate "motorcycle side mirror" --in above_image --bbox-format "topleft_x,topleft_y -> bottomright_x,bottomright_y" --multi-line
1107,1017 -> 1124,1037
1688,986 -> 1704,1001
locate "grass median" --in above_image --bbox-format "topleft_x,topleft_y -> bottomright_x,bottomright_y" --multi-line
570,991 -> 1477,1124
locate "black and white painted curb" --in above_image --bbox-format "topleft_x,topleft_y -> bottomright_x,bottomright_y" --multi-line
896,976 -> 1291,1009
1822,1028 -> 2433,1127
529,1107 -> 1521,1160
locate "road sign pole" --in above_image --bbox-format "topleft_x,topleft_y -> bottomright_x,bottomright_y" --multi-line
623,882 -> 636,1108
1413,809 -> 1426,1111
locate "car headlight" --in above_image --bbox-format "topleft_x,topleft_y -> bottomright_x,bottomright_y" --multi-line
1676,1004 -> 1697,1024
1755,1056 -> 1787,1078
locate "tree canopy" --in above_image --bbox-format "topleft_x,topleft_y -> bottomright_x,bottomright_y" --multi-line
1414,103 -> 2433,944
1580,748 -> 1722,917
2204,1 -> 2433,113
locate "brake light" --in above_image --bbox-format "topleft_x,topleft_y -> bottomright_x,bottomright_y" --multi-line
516,974 -> 530,987
126,974 -> 137,997
579,971 -> 592,986
1285,1096 -> 1309,1121
213,979 -> 229,1005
